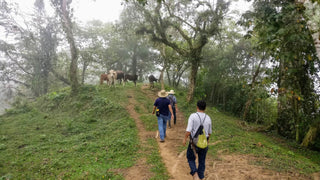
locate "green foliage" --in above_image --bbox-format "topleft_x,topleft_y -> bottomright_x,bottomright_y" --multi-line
4,98 -> 34,115
247,97 -> 278,125
194,68 -> 208,100
240,0 -> 320,140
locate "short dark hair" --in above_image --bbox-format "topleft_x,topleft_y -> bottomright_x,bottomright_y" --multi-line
197,100 -> 206,111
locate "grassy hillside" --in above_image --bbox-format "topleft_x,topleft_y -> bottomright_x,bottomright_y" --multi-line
1,84 -> 320,179
0,85 -> 140,179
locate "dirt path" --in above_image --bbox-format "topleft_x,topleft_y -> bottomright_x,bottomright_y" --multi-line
123,90 -> 154,180
125,85 -> 318,180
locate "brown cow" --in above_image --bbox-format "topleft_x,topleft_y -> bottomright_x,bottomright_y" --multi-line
100,74 -> 109,85
124,74 -> 138,86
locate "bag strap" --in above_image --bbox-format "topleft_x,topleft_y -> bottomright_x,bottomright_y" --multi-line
196,112 -> 206,125
191,113 -> 207,142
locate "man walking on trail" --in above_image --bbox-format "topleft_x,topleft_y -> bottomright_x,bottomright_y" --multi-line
183,100 -> 212,180
152,90 -> 174,142
167,89 -> 177,128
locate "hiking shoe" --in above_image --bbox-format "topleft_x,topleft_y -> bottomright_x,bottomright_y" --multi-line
160,139 -> 165,143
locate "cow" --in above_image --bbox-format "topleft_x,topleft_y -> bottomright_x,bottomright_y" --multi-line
108,69 -> 117,87
100,74 -> 109,85
100,70 -> 117,87
148,75 -> 158,88
124,74 -> 138,86
116,70 -> 124,85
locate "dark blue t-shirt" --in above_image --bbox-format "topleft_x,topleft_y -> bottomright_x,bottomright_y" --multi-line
154,97 -> 170,116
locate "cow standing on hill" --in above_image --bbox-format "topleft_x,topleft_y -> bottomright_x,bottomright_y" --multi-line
100,74 -> 109,85
108,70 -> 117,87
124,74 -> 138,86
116,70 -> 124,85
100,70 -> 116,87
148,75 -> 158,88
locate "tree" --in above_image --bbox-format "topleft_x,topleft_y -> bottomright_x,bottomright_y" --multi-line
116,4 -> 158,79
51,0 -> 79,95
76,20 -> 115,84
163,46 -> 189,88
0,0 -> 60,96
129,0 -> 229,102
299,0 -> 320,149
241,0 -> 320,141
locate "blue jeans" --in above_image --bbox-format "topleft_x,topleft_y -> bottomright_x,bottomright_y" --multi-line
187,143 -> 208,179
157,114 -> 169,140
167,106 -> 176,127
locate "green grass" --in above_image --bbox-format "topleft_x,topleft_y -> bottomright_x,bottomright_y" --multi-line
0,85 -> 139,179
207,111 -> 320,174
131,86 -> 159,131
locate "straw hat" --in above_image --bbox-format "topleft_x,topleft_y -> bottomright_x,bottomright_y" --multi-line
168,90 -> 175,94
158,90 -> 168,97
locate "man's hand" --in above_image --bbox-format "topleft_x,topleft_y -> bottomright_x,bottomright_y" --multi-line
183,138 -> 187,146
183,132 -> 191,146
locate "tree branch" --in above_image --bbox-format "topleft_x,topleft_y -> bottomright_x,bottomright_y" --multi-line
50,68 -> 70,85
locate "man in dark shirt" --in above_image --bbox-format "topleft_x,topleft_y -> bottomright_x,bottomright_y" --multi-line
152,90 -> 174,142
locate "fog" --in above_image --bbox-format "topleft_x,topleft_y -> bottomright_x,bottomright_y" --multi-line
0,84 -> 14,115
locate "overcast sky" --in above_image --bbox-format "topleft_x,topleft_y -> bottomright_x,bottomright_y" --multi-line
9,0 -> 251,23
10,0 -> 124,23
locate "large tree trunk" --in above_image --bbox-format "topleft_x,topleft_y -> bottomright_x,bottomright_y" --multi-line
159,45 -> 167,90
53,0 -> 79,94
159,62 -> 166,90
166,69 -> 171,86
187,60 -> 199,102
277,57 -> 294,138
81,60 -> 88,85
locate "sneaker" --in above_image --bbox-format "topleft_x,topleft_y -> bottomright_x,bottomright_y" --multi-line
160,139 -> 165,143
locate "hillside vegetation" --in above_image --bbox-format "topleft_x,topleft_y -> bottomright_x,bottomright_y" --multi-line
0,85 -> 140,179
0,84 -> 320,179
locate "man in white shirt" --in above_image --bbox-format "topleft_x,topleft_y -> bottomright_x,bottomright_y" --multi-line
183,100 -> 212,180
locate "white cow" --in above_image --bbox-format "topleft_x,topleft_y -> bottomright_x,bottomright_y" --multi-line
107,70 -> 117,87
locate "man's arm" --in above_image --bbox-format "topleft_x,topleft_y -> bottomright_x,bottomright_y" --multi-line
183,131 -> 191,146
168,104 -> 174,119
152,106 -> 156,114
